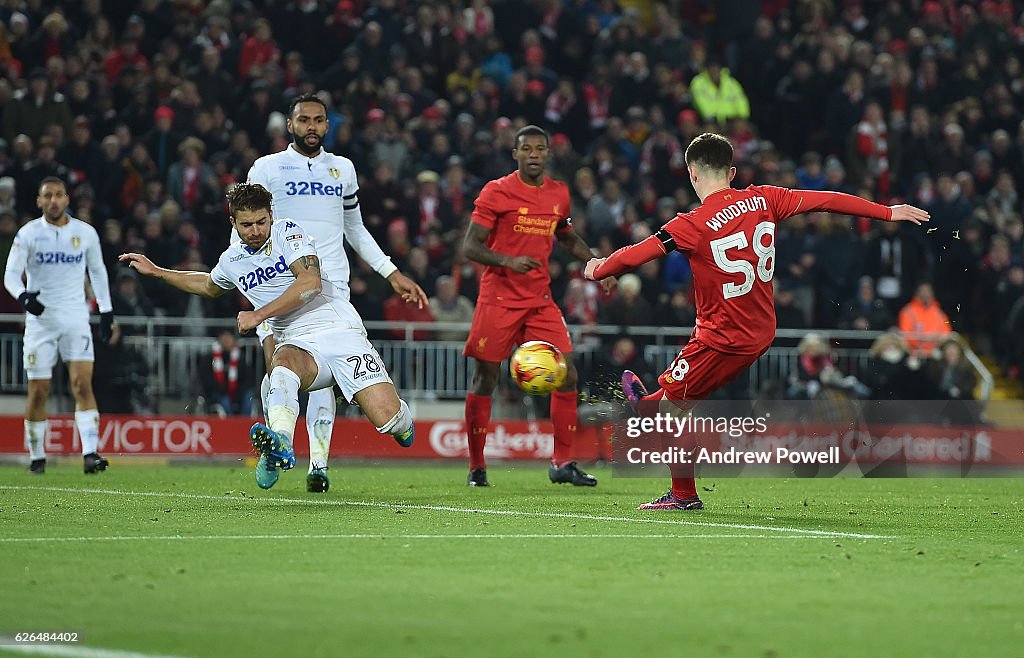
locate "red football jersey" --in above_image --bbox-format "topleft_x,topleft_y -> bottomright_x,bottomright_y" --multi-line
595,185 -> 892,354
471,172 -> 573,308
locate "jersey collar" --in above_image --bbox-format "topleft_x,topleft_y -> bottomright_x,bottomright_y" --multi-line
514,171 -> 546,189
287,144 -> 325,161
703,187 -> 734,204
242,235 -> 272,255
42,213 -> 73,227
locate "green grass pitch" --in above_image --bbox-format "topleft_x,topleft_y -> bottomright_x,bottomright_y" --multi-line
1,463 -> 1022,657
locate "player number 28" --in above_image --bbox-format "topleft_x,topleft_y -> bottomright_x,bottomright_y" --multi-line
346,353 -> 382,379
708,221 -> 776,299
668,354 -> 690,382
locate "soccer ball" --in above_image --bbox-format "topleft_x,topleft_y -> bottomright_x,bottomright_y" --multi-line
509,341 -> 567,395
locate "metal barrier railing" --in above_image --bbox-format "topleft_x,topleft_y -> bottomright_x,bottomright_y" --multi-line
0,314 -> 994,405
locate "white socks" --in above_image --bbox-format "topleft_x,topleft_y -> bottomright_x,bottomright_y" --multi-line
264,369 -> 336,471
260,373 -> 271,418
267,367 -> 301,441
25,411 -> 100,460
75,409 -> 100,455
376,399 -> 413,438
25,420 -> 46,460
306,387 -> 336,472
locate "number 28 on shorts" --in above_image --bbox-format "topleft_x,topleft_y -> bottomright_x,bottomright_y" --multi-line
663,353 -> 690,384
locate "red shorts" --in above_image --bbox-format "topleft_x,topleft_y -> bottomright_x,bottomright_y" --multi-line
464,301 -> 572,362
657,339 -> 767,402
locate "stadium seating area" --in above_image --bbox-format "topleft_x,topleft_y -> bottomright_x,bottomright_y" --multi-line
0,0 -> 1022,394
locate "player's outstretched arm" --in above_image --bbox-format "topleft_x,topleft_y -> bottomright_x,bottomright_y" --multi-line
582,235 -> 667,282
767,187 -> 930,225
119,253 -> 228,298
236,254 -> 322,334
888,204 -> 930,226
463,222 -> 541,273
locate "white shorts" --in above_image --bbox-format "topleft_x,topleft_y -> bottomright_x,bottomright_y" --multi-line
276,327 -> 392,402
23,317 -> 94,380
256,320 -> 272,343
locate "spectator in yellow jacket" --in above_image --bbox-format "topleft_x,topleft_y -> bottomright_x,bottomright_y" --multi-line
689,59 -> 750,125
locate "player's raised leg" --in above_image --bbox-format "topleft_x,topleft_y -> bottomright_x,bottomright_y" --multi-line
621,370 -> 650,412
465,359 -> 500,487
351,382 -> 414,447
327,332 -> 413,449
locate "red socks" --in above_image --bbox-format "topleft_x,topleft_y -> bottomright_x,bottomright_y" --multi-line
671,475 -> 698,500
669,415 -> 698,500
646,391 -> 697,500
467,391 -> 578,469
465,392 -> 491,471
550,390 -> 578,467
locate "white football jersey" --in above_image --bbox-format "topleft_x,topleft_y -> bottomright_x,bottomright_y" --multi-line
243,146 -> 396,293
211,219 -> 363,340
3,215 -> 112,319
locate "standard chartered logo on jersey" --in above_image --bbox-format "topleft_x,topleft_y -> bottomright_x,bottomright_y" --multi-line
513,215 -> 557,235
429,422 -> 553,458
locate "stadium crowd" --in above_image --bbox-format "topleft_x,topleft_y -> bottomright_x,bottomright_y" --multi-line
0,0 -> 1023,398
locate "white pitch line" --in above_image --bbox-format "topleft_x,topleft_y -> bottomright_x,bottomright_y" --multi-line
0,533 -> 834,542
0,639 -> 187,658
0,485 -> 892,539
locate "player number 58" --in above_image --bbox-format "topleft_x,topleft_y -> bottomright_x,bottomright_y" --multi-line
709,221 -> 776,299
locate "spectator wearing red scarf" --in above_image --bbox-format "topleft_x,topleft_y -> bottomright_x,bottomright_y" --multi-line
200,330 -> 257,417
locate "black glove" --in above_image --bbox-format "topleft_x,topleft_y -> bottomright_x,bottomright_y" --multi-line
18,291 -> 44,316
99,312 -> 115,343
